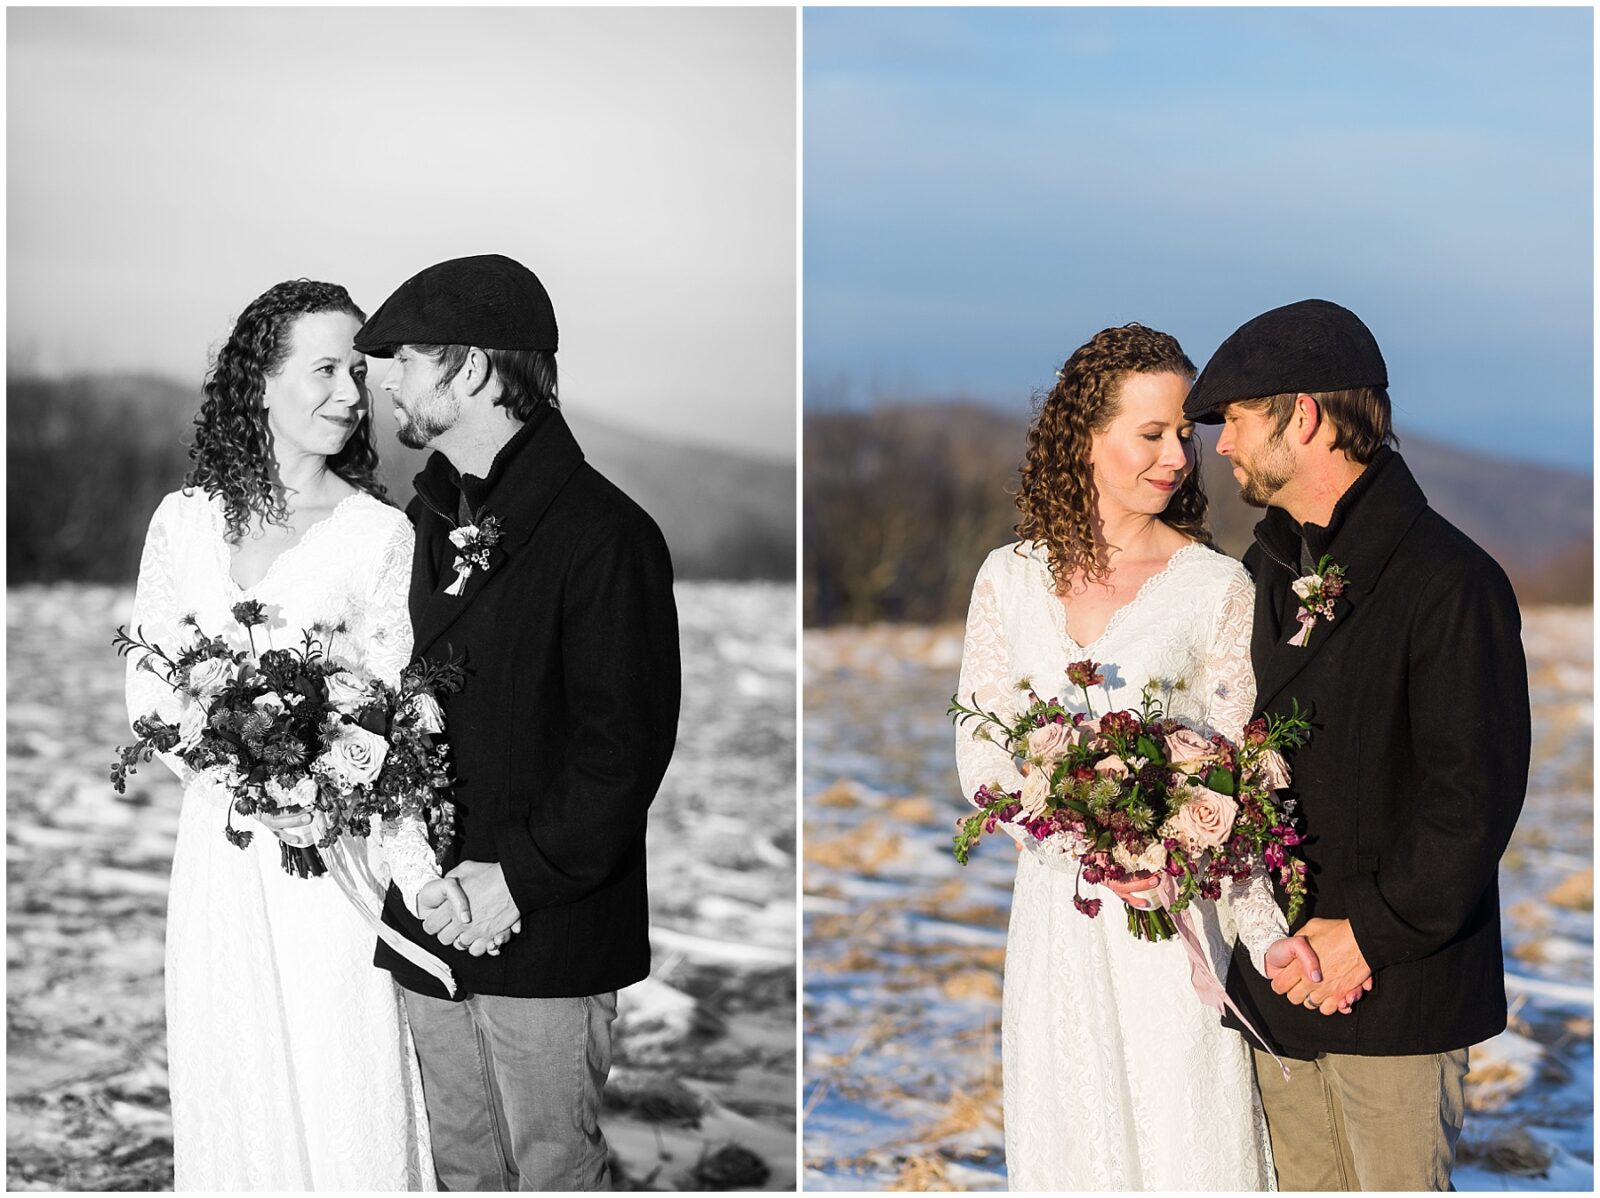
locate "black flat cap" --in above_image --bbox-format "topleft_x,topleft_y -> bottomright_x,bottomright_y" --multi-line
1183,299 -> 1386,424
354,253 -> 558,358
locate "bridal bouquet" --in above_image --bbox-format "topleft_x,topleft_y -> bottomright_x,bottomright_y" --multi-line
113,600 -> 462,878
950,659 -> 1310,941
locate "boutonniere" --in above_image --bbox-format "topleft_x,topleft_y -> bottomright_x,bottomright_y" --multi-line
444,513 -> 504,597
1287,555 -> 1348,647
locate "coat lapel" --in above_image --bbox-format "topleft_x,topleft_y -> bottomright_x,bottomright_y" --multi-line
410,410 -> 587,659
1254,588 -> 1360,714
1250,449 -> 1430,715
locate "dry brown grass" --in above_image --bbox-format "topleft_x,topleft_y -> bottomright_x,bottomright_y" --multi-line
968,946 -> 1007,972
1506,899 -> 1552,932
1456,1124 -> 1555,1178
923,1083 -> 1002,1142
940,970 -> 1003,1002
936,904 -> 1011,930
812,944 -> 883,975
804,823 -> 904,873
885,1154 -> 957,1191
1545,867 -> 1593,911
888,795 -> 939,824
813,780 -> 862,809
1464,1059 -> 1525,1112
1509,938 -> 1549,966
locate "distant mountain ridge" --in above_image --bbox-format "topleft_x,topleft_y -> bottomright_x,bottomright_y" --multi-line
7,372 -> 793,583
803,402 -> 1590,623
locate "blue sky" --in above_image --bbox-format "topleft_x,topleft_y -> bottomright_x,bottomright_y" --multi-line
805,6 -> 1593,471
9,8 -> 795,459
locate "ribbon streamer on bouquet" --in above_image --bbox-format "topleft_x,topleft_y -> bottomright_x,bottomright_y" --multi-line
324,839 -> 458,998
1151,874 -> 1291,1081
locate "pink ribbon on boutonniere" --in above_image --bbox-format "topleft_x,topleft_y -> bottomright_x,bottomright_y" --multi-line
1287,607 -> 1318,648
1285,555 -> 1348,648
443,513 -> 504,597
1150,873 -> 1292,1081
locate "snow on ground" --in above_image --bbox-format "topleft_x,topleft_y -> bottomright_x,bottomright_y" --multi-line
803,607 -> 1593,1191
7,582 -> 797,1192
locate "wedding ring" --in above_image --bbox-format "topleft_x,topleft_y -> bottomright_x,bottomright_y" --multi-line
1303,999 -> 1317,1009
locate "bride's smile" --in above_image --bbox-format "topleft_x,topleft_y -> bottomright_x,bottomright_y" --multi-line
260,309 -> 370,459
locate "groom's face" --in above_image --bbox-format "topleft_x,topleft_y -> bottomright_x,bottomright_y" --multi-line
1216,401 -> 1296,508
381,346 -> 461,449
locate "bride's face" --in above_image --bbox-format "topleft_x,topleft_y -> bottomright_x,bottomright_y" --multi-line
261,311 -> 368,461
1087,371 -> 1196,520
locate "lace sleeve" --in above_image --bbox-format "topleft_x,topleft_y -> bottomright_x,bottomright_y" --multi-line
125,495 -> 195,787
362,514 -> 440,911
1201,566 -> 1287,974
954,554 -> 1025,807
362,516 -> 415,688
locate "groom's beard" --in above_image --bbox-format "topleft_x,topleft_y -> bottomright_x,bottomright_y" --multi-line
1235,435 -> 1295,508
394,380 -> 461,450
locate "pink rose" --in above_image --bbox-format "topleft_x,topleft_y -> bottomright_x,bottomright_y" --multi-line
174,700 -> 210,753
1113,839 -> 1170,875
1168,785 -> 1239,853
266,774 -> 318,809
324,669 -> 378,711
315,723 -> 389,788
1256,749 -> 1292,792
1026,721 -> 1076,763
407,692 -> 446,735
186,656 -> 236,700
1163,727 -> 1216,773
1094,754 -> 1129,779
1020,768 -> 1052,818
253,691 -> 286,719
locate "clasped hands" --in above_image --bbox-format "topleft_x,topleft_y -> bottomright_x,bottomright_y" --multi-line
1266,916 -> 1373,1016
1107,875 -> 1373,1016
418,861 -> 524,957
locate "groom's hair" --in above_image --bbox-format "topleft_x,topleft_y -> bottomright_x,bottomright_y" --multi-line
412,344 -> 560,419
1236,386 -> 1395,464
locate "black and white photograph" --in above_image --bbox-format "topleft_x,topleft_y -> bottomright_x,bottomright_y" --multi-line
8,6 -> 796,1191
801,5 -> 1592,1191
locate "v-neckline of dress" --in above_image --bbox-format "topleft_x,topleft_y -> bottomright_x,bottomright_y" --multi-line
1042,541 -> 1207,654
219,492 -> 366,595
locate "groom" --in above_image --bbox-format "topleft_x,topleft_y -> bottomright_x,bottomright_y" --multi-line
1184,300 -> 1530,1191
354,253 -> 681,1190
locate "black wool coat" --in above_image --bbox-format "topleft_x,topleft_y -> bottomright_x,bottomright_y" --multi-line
374,406 -> 681,999
1223,448 -> 1530,1058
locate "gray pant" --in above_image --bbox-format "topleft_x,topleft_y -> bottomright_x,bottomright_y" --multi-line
404,989 -> 618,1192
1253,1047 -> 1469,1191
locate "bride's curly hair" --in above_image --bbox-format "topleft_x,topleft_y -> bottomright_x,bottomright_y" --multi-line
184,279 -> 387,544
1014,323 -> 1210,592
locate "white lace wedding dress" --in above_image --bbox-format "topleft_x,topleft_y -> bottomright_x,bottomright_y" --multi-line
126,488 -> 438,1191
956,541 -> 1282,1192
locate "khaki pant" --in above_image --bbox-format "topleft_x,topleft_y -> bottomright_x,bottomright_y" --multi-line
1252,1047 -> 1468,1191
405,989 -> 618,1192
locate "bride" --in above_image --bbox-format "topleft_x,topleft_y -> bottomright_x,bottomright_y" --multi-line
955,323 -> 1361,1191
125,280 -> 488,1190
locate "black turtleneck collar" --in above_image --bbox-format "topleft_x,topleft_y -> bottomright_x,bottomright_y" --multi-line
458,403 -> 552,515
414,403 -> 554,525
1299,445 -> 1394,559
1253,445 -> 1429,596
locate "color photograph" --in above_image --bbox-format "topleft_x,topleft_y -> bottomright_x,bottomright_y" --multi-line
8,6 -> 796,1191
802,6 -> 1592,1191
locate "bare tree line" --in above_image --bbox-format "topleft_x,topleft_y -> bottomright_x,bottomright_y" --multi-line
804,403 -> 1592,627
8,373 -> 796,585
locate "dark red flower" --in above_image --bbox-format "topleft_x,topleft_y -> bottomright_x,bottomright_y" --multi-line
1066,660 -> 1105,689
